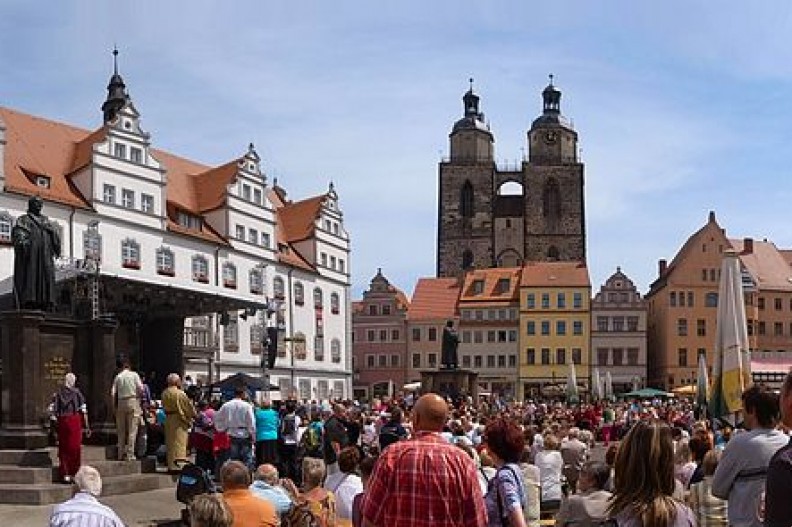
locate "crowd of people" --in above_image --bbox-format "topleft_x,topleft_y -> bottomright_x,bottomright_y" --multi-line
47,362 -> 792,527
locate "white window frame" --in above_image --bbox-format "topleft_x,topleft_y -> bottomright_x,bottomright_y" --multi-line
248,228 -> 258,245
141,194 -> 154,214
83,224 -> 102,262
114,143 -> 126,159
156,246 -> 175,276
192,255 -> 209,282
0,212 -> 13,243
103,184 -> 116,204
235,225 -> 245,240
223,262 -> 237,288
249,268 -> 263,295
130,146 -> 143,164
122,188 -> 135,209
121,238 -> 140,269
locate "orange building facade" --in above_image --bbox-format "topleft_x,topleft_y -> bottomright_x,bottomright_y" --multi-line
646,212 -> 792,389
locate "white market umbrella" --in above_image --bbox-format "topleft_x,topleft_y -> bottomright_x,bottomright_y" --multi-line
709,250 -> 752,420
566,361 -> 579,403
696,352 -> 710,412
591,367 -> 602,400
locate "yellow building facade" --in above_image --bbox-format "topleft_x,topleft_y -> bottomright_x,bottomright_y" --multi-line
519,262 -> 591,400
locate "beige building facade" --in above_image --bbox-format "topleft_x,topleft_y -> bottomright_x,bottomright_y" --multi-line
591,267 -> 647,393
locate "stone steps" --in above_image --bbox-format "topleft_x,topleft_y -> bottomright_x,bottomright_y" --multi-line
0,445 -> 175,505
0,473 -> 175,505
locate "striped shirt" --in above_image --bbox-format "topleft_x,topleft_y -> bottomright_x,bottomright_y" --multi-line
49,492 -> 125,527
360,431 -> 487,527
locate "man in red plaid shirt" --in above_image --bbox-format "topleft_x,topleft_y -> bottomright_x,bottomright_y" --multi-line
360,393 -> 488,527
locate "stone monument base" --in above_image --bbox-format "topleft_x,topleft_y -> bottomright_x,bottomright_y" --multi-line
0,310 -> 118,449
420,368 -> 479,401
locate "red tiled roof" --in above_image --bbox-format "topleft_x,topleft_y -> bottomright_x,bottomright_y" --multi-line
0,107 -> 93,209
193,160 -> 240,212
407,277 -> 460,320
459,267 -> 522,303
730,238 -> 792,292
279,196 -> 325,243
520,261 -> 590,287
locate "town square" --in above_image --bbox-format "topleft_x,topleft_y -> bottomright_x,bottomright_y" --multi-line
1,2 -> 792,526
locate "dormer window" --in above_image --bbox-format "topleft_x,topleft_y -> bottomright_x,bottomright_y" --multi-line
35,175 -> 51,189
192,255 -> 209,283
103,184 -> 116,204
177,211 -> 201,230
156,247 -> 175,276
121,238 -> 140,269
222,262 -> 237,289
130,147 -> 143,164
497,278 -> 510,294
114,143 -> 126,159
473,280 -> 485,295
122,189 -> 135,209
0,212 -> 14,244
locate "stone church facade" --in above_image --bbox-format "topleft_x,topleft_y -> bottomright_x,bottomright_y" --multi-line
437,78 -> 586,277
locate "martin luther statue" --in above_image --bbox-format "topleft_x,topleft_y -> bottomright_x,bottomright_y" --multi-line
441,320 -> 460,370
12,196 -> 61,311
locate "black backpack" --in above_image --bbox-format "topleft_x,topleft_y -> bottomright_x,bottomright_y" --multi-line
281,414 -> 297,436
176,463 -> 215,505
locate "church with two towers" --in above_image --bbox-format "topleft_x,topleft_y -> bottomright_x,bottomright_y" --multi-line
436,77 -> 586,277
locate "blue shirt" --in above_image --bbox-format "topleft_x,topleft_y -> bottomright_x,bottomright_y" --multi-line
255,408 -> 279,441
249,480 -> 293,516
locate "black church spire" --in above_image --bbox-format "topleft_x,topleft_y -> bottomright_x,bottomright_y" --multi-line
101,47 -> 129,123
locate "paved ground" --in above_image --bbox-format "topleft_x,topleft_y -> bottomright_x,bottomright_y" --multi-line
0,487 -> 183,526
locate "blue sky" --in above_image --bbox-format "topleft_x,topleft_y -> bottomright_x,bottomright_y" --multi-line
3,1 -> 792,297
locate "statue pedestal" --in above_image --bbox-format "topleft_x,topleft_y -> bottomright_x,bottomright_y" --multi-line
420,369 -> 479,401
0,311 -> 118,449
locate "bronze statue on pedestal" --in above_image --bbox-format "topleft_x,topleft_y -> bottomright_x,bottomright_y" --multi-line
12,196 -> 61,311
440,320 -> 459,370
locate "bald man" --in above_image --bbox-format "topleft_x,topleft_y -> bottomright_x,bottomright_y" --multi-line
360,394 -> 487,527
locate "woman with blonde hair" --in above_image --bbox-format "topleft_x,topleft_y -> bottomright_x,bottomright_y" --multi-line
190,493 -> 234,527
609,420 -> 695,527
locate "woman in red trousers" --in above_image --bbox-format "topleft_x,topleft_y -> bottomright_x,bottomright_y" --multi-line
50,373 -> 91,483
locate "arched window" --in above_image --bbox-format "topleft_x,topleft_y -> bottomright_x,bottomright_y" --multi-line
121,238 -> 140,269
462,249 -> 474,269
249,267 -> 263,295
222,262 -> 237,288
497,181 -> 524,196
192,255 -> 209,283
497,249 -> 522,268
314,336 -> 325,361
293,331 -> 306,360
331,339 -> 341,363
330,292 -> 340,314
273,276 -> 285,299
547,246 -> 560,260
294,282 -> 305,305
156,246 -> 175,276
542,178 -> 561,221
460,180 -> 474,218
314,287 -> 324,309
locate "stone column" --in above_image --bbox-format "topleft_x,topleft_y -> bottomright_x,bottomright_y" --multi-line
0,311 -> 48,449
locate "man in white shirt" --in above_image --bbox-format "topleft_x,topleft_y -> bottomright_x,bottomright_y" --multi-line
110,358 -> 143,461
49,466 -> 124,527
215,386 -> 255,469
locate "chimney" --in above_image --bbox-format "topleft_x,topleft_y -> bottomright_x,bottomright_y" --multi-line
743,237 -> 754,255
658,259 -> 667,276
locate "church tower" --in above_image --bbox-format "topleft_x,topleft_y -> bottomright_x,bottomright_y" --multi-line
523,76 -> 586,262
437,80 -> 496,277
